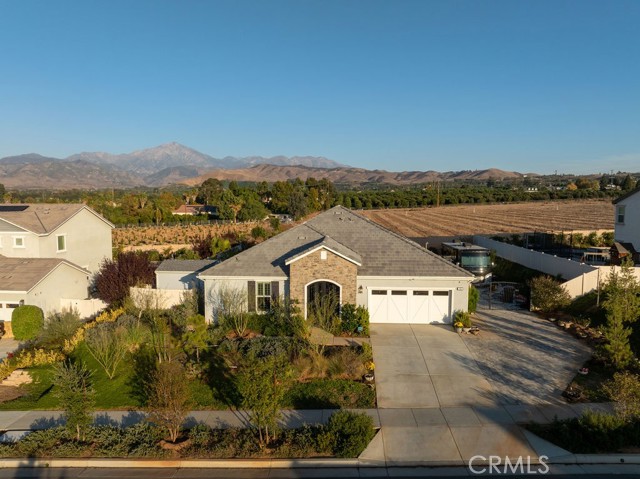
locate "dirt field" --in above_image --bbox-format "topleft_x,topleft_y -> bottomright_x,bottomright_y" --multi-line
360,200 -> 614,238
113,221 -> 264,248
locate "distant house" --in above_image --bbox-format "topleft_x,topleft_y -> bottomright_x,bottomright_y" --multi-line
155,259 -> 216,291
199,206 -> 472,324
612,187 -> 640,264
172,204 -> 217,216
0,204 -> 113,274
0,257 -> 90,322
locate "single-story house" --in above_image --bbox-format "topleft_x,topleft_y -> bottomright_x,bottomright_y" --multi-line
0,256 -> 91,323
172,204 -> 217,216
155,259 -> 217,291
199,205 -> 473,324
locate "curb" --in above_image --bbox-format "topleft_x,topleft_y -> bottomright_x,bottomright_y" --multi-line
2,455 -> 640,469
0,458 -> 360,469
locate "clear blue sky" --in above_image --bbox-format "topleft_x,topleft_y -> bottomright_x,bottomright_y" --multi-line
1,0 -> 638,174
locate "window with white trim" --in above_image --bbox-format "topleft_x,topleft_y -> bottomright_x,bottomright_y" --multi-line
616,205 -> 626,224
257,282 -> 271,312
13,236 -> 25,248
56,234 -> 66,252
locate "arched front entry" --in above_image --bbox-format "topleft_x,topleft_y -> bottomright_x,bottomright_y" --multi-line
306,280 -> 341,319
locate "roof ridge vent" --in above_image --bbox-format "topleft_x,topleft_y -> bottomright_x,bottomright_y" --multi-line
297,236 -> 307,240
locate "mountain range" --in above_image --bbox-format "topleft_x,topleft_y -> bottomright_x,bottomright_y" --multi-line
0,142 -> 528,189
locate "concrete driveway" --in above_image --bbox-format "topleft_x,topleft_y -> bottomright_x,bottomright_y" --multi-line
371,324 -> 496,408
369,323 -> 540,465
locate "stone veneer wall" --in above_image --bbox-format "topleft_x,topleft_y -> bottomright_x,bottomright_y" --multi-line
289,249 -> 357,309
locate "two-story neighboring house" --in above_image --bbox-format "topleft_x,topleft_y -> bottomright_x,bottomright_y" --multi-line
0,204 -> 114,325
612,187 -> 640,264
0,204 -> 113,274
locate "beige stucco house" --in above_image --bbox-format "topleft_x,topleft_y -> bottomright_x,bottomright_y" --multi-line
0,203 -> 113,274
0,204 -> 113,327
200,206 -> 473,324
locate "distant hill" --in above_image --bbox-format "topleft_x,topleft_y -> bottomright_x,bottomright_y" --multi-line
0,143 -> 541,189
0,159 -> 140,189
66,142 -> 344,176
183,164 -> 527,186
0,143 -> 346,189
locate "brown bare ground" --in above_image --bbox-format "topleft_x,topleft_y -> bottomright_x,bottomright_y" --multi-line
360,200 -> 614,238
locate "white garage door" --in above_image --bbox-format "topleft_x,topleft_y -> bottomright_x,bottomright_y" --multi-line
368,289 -> 451,324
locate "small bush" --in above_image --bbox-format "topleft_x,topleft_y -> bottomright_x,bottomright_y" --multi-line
263,299 -> 307,339
529,275 -> 571,314
11,305 -> 44,341
602,371 -> 640,420
251,226 -> 268,240
454,310 -> 472,328
38,309 -> 81,349
325,411 -> 375,458
468,285 -> 479,313
340,304 -> 370,336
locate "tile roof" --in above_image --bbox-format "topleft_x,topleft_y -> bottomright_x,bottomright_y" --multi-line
200,206 -> 472,278
156,259 -> 217,273
0,257 -> 89,292
0,204 -> 112,234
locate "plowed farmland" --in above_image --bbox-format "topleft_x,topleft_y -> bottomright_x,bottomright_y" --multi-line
360,200 -> 613,238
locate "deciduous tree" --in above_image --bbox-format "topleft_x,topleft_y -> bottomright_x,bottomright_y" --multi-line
94,252 -> 156,306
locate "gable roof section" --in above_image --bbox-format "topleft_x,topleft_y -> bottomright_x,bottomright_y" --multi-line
613,186 -> 640,205
285,235 -> 362,266
156,259 -> 217,273
0,204 -> 114,234
0,257 -> 89,292
201,206 -> 472,278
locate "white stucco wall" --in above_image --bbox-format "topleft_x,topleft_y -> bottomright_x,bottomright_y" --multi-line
615,191 -> 640,252
156,271 -> 201,291
24,264 -> 90,317
202,277 -> 287,323
38,208 -> 113,274
0,228 -> 41,258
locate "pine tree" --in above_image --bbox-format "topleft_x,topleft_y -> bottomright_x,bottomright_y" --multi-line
601,260 -> 640,369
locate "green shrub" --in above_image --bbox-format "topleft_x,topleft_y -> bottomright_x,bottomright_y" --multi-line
325,410 -> 375,458
359,342 -> 373,363
284,379 -> 375,409
529,275 -> 571,314
454,310 -> 472,328
340,304 -> 370,336
263,299 -> 307,339
38,309 -> 81,349
11,305 -> 44,340
527,411 -> 640,454
468,285 -> 479,313
251,226 -> 268,240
